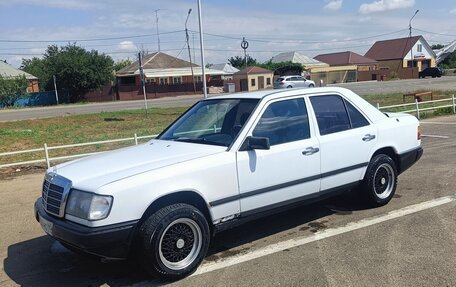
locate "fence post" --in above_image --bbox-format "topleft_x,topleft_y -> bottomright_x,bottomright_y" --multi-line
376,103 -> 380,110
415,98 -> 420,120
134,133 -> 138,145
44,143 -> 50,169
453,94 -> 455,114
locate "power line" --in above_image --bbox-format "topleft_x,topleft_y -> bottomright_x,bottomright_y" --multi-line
0,30 -> 184,43
0,44 -> 375,57
413,28 -> 456,37
190,28 -> 408,44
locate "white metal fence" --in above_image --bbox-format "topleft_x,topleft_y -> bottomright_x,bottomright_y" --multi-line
1,95 -> 455,170
0,133 -> 157,169
377,95 -> 456,119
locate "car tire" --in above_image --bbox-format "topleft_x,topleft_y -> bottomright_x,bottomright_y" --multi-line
138,203 -> 210,279
360,154 -> 398,207
308,84 -> 314,88
287,85 -> 292,88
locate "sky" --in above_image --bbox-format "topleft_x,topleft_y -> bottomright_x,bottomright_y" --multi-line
1,0 -> 455,68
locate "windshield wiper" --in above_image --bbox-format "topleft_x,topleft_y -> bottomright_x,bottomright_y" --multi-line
173,137 -> 226,147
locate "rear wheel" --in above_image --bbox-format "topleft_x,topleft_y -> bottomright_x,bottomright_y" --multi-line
138,203 -> 210,279
308,84 -> 315,88
360,154 -> 398,207
287,85 -> 293,88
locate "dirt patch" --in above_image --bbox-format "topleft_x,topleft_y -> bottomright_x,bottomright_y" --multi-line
0,165 -> 45,181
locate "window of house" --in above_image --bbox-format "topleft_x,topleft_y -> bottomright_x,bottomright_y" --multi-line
173,76 -> 182,84
417,44 -> 422,52
159,77 -> 169,85
251,78 -> 256,86
252,98 -> 310,146
194,76 -> 202,82
146,78 -> 156,84
120,76 -> 136,85
266,78 -> 271,85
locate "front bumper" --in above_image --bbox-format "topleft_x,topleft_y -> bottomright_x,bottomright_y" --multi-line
398,146 -> 423,174
34,198 -> 138,260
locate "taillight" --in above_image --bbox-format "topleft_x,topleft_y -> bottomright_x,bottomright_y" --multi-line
417,126 -> 421,140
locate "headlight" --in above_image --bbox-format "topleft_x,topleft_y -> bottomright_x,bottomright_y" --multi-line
66,189 -> 113,220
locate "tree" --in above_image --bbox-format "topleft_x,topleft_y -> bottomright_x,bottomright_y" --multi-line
431,44 -> 444,49
430,43 -> 456,69
0,75 -> 28,107
259,61 -> 304,75
440,51 -> 456,69
228,55 -> 257,69
21,57 -> 49,91
21,44 -> 115,102
114,58 -> 133,72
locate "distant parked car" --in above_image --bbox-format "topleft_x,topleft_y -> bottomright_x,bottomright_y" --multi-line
274,75 -> 315,89
419,67 -> 444,78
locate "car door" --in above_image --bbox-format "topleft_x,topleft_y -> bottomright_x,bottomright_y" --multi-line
309,94 -> 377,191
236,97 -> 321,214
296,76 -> 306,88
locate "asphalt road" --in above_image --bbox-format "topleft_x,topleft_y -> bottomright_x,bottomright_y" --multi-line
0,115 -> 455,286
0,77 -> 454,122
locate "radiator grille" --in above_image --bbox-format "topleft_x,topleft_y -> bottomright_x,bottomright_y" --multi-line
41,173 -> 71,217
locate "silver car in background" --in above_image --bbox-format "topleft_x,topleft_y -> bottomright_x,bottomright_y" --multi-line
274,75 -> 315,89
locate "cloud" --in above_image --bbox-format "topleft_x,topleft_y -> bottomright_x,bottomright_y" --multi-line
450,8 -> 456,14
359,0 -> 415,14
0,0 -> 94,10
117,41 -> 137,52
324,0 -> 343,11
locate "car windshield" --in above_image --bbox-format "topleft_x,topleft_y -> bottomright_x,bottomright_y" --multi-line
158,98 -> 259,147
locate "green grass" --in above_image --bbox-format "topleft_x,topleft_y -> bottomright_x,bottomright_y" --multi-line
0,107 -> 187,165
1,91 -> 455,167
362,90 -> 456,114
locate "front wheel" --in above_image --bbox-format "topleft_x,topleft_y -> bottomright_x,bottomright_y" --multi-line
308,84 -> 314,88
138,203 -> 210,279
360,154 -> 398,207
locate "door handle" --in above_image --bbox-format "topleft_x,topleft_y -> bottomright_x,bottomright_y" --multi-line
302,147 -> 319,155
362,134 -> 376,141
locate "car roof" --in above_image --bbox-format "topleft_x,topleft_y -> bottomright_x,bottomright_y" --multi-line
207,87 -> 387,123
209,87 -> 349,100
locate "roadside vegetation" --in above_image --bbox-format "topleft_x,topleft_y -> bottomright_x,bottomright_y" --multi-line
0,90 -> 455,174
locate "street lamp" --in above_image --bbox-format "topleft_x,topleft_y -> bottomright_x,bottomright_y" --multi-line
185,9 -> 196,94
409,9 -> 419,38
409,9 -> 419,77
197,0 -> 207,98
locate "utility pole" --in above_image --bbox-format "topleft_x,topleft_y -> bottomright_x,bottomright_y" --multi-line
185,8 -> 196,94
197,0 -> 207,98
409,9 -> 419,78
154,9 -> 161,52
53,75 -> 59,105
138,52 -> 148,114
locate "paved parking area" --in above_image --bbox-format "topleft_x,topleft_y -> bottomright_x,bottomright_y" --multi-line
1,115 -> 455,287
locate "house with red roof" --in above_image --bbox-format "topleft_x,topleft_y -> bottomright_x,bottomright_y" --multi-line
365,35 -> 436,78
233,66 -> 274,92
313,51 -> 384,82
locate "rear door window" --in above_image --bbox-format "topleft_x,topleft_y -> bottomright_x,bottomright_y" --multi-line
344,100 -> 369,128
310,95 -> 351,135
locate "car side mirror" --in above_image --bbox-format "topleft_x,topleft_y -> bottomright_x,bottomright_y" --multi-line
241,136 -> 270,151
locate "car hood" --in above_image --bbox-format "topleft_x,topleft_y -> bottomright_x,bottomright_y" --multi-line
51,139 -> 226,190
